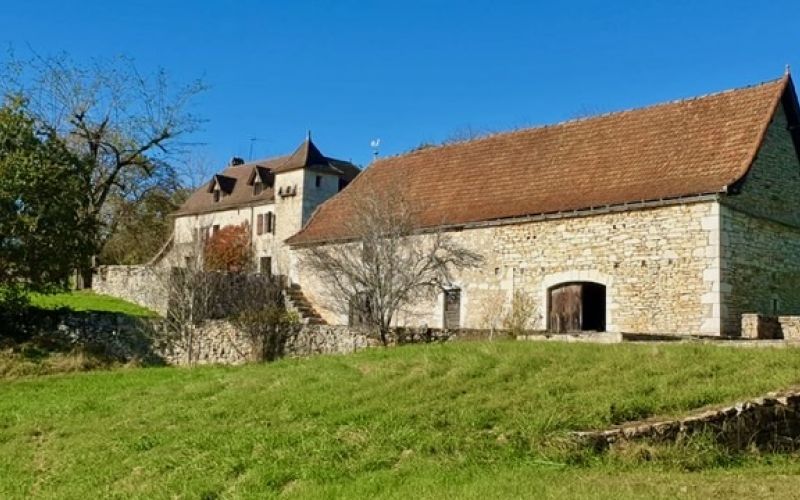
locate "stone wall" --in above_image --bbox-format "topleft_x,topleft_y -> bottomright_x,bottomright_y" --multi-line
726,105 -> 800,228
160,323 -> 378,365
718,103 -> 800,335
574,390 -> 800,452
93,265 -> 168,315
33,309 -> 466,366
163,323 -> 465,365
14,309 -> 165,363
295,201 -> 720,335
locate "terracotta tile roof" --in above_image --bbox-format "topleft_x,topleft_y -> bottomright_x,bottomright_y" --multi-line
174,139 -> 359,216
288,76 -> 792,246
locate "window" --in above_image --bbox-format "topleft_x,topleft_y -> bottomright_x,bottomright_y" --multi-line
315,175 -> 322,188
212,224 -> 220,235
260,256 -> 272,276
266,212 -> 274,234
338,178 -> 349,191
256,214 -> 264,235
213,189 -> 221,202
254,182 -> 263,196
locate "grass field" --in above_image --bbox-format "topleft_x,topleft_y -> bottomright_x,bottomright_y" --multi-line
2,341 -> 800,498
27,290 -> 157,317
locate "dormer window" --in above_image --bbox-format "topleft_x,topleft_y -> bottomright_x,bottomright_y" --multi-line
254,181 -> 263,196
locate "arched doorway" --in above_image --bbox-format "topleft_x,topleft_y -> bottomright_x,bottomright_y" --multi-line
548,282 -> 606,333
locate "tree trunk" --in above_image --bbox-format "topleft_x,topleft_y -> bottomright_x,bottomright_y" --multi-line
379,327 -> 389,346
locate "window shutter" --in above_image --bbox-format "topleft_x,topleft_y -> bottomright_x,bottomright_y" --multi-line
256,214 -> 263,235
265,212 -> 272,234
270,213 -> 276,234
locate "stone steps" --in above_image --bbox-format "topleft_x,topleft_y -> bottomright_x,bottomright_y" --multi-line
285,283 -> 327,326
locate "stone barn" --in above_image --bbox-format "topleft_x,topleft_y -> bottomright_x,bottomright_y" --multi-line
287,74 -> 800,337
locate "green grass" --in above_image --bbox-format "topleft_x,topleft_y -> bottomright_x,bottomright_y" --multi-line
2,341 -> 800,498
27,290 -> 157,317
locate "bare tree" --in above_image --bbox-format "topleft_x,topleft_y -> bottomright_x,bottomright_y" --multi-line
301,189 -> 484,345
1,50 -> 207,285
502,290 -> 539,336
151,238 -> 215,365
478,290 -> 508,340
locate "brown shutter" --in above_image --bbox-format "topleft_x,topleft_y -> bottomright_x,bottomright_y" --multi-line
266,212 -> 273,234
256,214 -> 263,235
271,212 -> 276,234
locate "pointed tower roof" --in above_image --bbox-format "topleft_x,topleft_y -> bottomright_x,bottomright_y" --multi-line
273,136 -> 331,173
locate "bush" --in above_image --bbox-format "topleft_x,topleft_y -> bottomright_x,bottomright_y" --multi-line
233,307 -> 300,361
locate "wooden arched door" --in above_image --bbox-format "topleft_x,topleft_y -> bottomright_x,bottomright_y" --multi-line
548,282 -> 606,333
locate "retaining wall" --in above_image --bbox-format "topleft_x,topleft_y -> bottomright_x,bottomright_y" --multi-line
741,313 -> 800,340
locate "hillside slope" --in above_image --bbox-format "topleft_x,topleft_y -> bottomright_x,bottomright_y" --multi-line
2,341 -> 800,498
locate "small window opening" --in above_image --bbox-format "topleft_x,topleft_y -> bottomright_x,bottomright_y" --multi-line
338,178 -> 349,191
315,175 -> 322,188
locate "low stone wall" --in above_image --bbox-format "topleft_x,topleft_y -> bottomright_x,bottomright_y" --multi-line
27,310 -> 470,366
160,324 -> 380,365
164,325 -> 466,365
518,332 -> 623,343
93,265 -> 167,315
574,390 -> 800,452
741,313 -> 800,340
778,316 -> 800,340
12,309 -> 166,363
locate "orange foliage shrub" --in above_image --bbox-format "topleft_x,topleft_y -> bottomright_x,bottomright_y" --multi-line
203,223 -> 253,272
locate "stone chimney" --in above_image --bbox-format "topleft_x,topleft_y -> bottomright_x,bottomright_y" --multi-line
230,156 -> 245,166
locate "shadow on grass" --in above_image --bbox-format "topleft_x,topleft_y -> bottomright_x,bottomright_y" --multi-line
0,305 -> 166,374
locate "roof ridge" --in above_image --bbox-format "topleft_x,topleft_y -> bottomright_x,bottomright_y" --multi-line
375,75 -> 787,163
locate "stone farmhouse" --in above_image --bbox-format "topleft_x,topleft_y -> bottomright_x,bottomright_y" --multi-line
166,136 -> 359,278
157,73 -> 800,337
285,74 -> 800,337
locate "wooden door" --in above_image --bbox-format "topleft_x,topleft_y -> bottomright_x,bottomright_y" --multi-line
549,284 -> 583,333
443,289 -> 461,330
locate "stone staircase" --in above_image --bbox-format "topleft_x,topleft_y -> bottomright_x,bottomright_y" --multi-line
285,283 -> 326,325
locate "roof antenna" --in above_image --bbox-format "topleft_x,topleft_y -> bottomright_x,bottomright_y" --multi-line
370,138 -> 381,162
306,129 -> 312,142
248,136 -> 259,160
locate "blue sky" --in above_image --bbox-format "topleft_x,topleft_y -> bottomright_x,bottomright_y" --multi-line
1,1 -> 798,169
